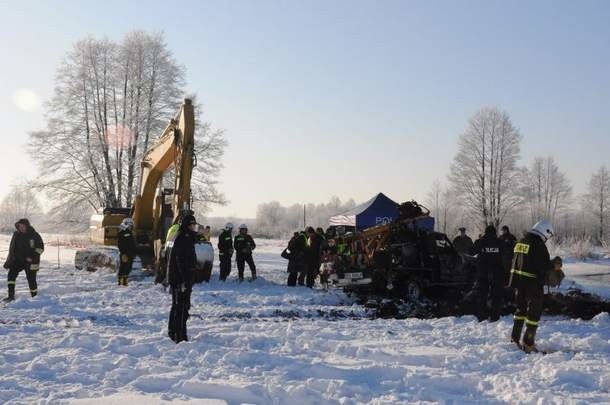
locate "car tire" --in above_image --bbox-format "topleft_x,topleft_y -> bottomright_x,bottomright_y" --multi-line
404,278 -> 423,302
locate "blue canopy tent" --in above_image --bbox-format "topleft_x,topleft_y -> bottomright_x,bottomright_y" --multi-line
329,193 -> 400,231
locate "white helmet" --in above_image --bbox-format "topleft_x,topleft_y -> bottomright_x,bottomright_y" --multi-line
225,222 -> 234,231
239,223 -> 248,230
530,219 -> 554,242
120,217 -> 134,230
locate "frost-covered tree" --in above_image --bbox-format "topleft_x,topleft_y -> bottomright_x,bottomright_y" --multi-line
0,184 -> 43,232
521,156 -> 572,223
426,180 -> 460,234
449,107 -> 522,228
28,31 -> 225,215
586,166 -> 610,242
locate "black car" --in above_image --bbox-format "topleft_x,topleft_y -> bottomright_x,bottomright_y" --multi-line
325,219 -> 477,302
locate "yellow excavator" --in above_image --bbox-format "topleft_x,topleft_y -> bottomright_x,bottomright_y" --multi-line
75,99 -> 214,280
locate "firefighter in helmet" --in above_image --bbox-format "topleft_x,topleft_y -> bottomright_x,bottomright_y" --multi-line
117,218 -> 136,286
234,224 -> 257,281
509,219 -> 555,353
218,223 -> 234,281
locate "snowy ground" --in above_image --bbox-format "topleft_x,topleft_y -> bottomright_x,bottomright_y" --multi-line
0,235 -> 609,404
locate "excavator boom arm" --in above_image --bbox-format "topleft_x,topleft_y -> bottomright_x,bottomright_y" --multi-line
132,99 -> 195,235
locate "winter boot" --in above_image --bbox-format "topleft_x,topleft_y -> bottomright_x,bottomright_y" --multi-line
511,317 -> 525,346
30,289 -> 37,298
4,284 -> 16,302
522,324 -> 538,353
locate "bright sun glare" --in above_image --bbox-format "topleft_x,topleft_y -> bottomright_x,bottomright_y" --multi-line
13,88 -> 41,111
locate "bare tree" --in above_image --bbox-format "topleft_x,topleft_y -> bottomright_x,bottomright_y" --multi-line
586,166 -> 610,242
426,180 -> 458,234
190,100 -> 227,214
28,31 -> 224,219
449,107 -> 522,228
521,156 -> 572,223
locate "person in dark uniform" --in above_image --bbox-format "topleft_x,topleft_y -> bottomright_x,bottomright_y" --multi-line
284,232 -> 306,287
509,219 -> 555,353
452,227 -> 474,254
218,223 -> 234,281
316,227 -> 328,251
234,224 -> 257,281
499,225 -> 517,284
304,227 -> 322,288
472,225 -> 505,322
3,219 -> 44,301
117,218 -> 137,286
166,214 -> 198,343
296,231 -> 309,286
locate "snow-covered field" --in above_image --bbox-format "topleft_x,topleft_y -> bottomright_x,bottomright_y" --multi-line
1,235 -> 609,404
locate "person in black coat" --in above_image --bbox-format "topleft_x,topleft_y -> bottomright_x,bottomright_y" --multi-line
166,214 -> 198,343
509,219 -> 555,353
3,218 -> 44,301
304,227 -> 322,288
218,223 -> 234,281
233,224 -> 257,281
283,232 -> 307,287
117,218 -> 137,286
472,225 -> 505,322
452,227 -> 474,254
499,225 -> 517,284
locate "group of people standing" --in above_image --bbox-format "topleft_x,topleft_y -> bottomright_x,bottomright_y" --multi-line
453,225 -> 517,322
282,227 -> 327,288
456,220 -> 561,353
218,222 -> 257,282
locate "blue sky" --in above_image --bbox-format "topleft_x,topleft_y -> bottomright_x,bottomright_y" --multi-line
1,0 -> 609,217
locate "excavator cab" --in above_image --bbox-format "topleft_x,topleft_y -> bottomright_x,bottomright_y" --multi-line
89,208 -> 132,246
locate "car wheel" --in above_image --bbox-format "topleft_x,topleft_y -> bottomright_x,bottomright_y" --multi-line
405,278 -> 423,302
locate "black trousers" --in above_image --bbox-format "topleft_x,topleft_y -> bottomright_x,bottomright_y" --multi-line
7,265 -> 38,298
477,274 -> 504,321
236,254 -> 256,280
287,271 -> 298,286
511,280 -> 543,346
514,281 -> 543,325
118,258 -> 133,277
297,270 -> 307,286
219,254 -> 232,281
168,285 -> 192,343
303,261 -> 319,288
118,257 -> 133,285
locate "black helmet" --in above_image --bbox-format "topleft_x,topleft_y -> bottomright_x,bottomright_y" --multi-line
179,215 -> 197,231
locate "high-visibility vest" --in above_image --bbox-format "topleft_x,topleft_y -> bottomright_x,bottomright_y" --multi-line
165,224 -> 180,247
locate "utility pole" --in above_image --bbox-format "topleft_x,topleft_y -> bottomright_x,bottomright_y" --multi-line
303,204 -> 306,229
